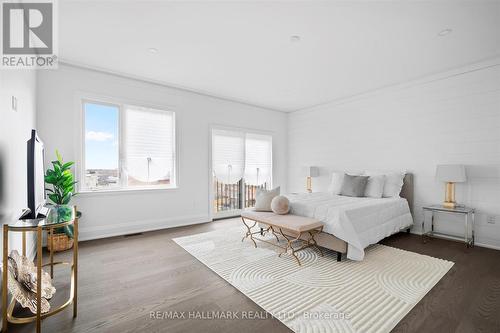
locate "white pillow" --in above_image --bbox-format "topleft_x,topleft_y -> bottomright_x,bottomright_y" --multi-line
255,187 -> 280,211
366,171 -> 406,197
364,175 -> 386,198
328,172 -> 345,195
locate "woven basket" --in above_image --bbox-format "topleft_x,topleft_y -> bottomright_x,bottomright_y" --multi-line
47,233 -> 74,252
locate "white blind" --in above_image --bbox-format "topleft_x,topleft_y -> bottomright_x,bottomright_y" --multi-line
244,133 -> 272,186
212,129 -> 245,184
124,106 -> 175,184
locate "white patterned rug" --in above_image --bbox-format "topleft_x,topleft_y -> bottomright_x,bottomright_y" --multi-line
173,225 -> 453,333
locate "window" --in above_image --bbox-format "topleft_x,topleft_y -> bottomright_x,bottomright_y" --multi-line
212,128 -> 272,216
82,100 -> 176,191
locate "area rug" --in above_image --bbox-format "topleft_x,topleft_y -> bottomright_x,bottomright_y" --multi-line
173,225 -> 454,333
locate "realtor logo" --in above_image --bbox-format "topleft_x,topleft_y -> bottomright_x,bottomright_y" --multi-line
1,0 -> 58,68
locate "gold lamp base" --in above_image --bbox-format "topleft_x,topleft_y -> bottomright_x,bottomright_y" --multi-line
306,176 -> 312,193
443,182 -> 456,208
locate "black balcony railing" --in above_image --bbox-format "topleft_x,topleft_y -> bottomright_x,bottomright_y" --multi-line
214,178 -> 268,213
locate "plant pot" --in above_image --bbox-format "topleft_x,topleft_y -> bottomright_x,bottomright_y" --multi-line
46,204 -> 75,224
46,204 -> 75,251
47,233 -> 74,252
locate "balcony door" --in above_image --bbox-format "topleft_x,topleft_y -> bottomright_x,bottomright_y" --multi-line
211,129 -> 272,218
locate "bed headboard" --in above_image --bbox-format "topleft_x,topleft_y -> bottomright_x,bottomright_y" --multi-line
400,173 -> 414,214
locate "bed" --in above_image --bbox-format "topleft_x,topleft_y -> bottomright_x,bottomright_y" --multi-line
285,173 -> 414,261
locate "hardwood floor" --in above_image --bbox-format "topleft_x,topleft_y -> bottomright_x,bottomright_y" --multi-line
3,218 -> 500,333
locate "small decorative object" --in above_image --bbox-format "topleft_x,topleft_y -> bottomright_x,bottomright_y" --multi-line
271,195 -> 290,215
436,164 -> 467,208
302,166 -> 319,193
1,250 -> 56,314
44,150 -> 77,251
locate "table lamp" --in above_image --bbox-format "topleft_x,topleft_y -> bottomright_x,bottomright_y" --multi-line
302,166 -> 319,193
436,164 -> 466,208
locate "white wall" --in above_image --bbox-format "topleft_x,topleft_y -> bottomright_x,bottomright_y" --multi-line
288,59 -> 500,249
36,64 -> 287,241
0,70 -> 38,258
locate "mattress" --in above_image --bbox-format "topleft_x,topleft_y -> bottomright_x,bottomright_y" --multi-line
285,192 -> 413,260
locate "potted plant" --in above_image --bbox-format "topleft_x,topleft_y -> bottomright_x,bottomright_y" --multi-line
44,150 -> 77,251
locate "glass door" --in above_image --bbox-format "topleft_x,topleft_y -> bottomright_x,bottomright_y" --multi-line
211,128 -> 272,219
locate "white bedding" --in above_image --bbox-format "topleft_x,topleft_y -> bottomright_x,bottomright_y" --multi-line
286,192 -> 413,261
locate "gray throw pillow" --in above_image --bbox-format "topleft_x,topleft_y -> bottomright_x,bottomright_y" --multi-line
340,175 -> 369,197
254,187 -> 280,211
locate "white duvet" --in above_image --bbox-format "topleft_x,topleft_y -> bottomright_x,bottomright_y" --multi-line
286,193 -> 413,261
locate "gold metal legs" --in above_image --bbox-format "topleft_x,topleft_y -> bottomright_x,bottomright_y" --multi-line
49,228 -> 53,279
276,228 -> 324,266
2,225 -> 8,332
73,215 -> 78,318
241,217 -> 258,248
36,227 -> 42,333
277,230 -> 303,265
241,218 -> 323,266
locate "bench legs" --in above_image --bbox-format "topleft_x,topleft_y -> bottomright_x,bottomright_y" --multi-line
241,218 -> 324,266
337,252 -> 342,262
277,229 -> 303,266
276,228 -> 324,266
241,217 -> 258,248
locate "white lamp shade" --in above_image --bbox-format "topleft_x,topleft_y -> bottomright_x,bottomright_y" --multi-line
302,166 -> 319,177
436,165 -> 466,183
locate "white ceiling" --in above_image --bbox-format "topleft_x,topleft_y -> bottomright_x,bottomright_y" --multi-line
60,1 -> 500,112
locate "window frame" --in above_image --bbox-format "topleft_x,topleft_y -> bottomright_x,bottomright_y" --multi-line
78,96 -> 178,193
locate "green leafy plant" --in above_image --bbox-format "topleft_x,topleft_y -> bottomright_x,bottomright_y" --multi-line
44,150 -> 77,238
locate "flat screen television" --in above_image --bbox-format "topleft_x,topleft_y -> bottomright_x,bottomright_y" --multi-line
26,129 -> 47,219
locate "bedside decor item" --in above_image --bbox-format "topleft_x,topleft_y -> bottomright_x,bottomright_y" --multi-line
436,164 -> 466,208
2,250 -> 55,314
254,187 -> 280,211
302,166 -> 319,193
44,150 -> 77,251
270,195 -> 290,215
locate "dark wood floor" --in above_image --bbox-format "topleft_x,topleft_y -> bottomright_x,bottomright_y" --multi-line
4,218 -> 500,333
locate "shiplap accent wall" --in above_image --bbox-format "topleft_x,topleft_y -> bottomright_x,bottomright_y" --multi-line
288,59 -> 500,249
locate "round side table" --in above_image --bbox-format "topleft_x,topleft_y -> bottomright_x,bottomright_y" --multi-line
2,206 -> 79,333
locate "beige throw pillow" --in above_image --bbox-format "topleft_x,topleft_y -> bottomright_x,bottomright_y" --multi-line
255,187 -> 280,211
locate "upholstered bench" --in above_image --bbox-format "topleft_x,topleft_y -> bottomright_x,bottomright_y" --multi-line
240,210 -> 324,266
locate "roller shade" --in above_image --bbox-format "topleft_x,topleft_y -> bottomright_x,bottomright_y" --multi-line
244,133 -> 272,186
123,106 -> 175,184
212,129 -> 245,184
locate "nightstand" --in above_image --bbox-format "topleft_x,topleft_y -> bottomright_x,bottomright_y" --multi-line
422,205 -> 475,247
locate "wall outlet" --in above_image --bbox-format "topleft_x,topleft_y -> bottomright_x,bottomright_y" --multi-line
487,215 -> 497,224
11,96 -> 17,111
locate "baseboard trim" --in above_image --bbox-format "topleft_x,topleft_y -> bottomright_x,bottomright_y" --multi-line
408,229 -> 500,251
78,214 -> 212,242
